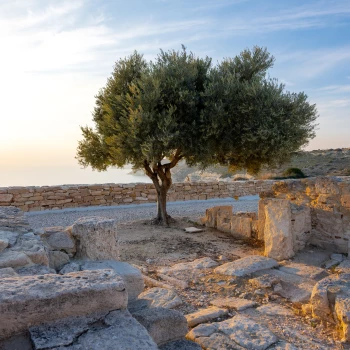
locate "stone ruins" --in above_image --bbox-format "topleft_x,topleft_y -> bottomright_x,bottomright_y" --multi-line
0,176 -> 349,349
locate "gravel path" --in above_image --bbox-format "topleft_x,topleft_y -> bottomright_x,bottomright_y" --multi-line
26,196 -> 259,229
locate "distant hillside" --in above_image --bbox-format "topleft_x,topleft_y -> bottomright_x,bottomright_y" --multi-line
171,148 -> 350,182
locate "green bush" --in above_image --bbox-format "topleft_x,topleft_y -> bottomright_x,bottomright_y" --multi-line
282,168 -> 306,179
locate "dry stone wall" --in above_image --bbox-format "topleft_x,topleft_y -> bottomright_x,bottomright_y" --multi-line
0,180 -> 274,212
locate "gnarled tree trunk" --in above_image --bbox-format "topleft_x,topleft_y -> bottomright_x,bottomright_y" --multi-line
143,150 -> 182,226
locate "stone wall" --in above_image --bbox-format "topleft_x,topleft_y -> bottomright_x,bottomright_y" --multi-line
269,177 -> 350,254
0,180 -> 274,212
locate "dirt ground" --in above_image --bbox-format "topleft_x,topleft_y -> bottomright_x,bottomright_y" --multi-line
118,217 -> 348,350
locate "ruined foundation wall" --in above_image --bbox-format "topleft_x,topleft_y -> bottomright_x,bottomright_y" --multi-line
0,180 -> 274,212
270,177 -> 350,254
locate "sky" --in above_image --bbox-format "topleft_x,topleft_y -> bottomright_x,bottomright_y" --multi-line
0,0 -> 349,184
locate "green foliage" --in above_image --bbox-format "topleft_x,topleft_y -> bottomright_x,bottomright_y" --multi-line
282,168 -> 306,178
77,45 -> 318,181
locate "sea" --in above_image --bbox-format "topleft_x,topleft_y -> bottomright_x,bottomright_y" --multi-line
0,165 -> 151,187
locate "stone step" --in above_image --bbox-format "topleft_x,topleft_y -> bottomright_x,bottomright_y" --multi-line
185,307 -> 228,327
0,269 -> 128,339
132,307 -> 188,346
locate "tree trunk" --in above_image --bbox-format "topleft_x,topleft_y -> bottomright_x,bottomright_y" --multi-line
157,186 -> 169,225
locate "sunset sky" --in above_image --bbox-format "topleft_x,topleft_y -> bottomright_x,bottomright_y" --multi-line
0,0 -> 349,174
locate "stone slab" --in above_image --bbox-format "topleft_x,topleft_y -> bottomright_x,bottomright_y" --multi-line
138,287 -> 182,309
214,255 -> 278,277
256,303 -> 294,316
158,257 -> 218,274
184,227 -> 203,233
210,297 -> 256,311
132,307 -> 188,346
80,260 -> 144,301
185,307 -> 228,327
0,269 -> 128,339
279,262 -> 328,281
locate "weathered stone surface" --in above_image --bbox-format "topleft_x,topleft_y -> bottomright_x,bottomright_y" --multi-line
158,257 -> 218,274
0,194 -> 13,203
257,303 -> 294,316
270,341 -> 298,350
29,310 -> 158,350
48,250 -> 70,271
159,339 -> 202,350
0,333 -> 32,350
214,255 -> 278,277
249,274 -> 280,289
218,315 -> 277,350
336,259 -> 350,274
279,262 -> 327,281
0,231 -> 19,247
0,267 -> 18,277
196,333 -> 244,350
210,297 -> 256,311
0,238 -> 8,252
39,226 -> 76,254
205,206 -> 232,228
0,269 -> 128,339
80,260 -> 144,301
231,215 -> 252,239
0,249 -> 31,268
16,265 -> 54,276
188,315 -> 277,350
12,232 -> 49,266
291,204 -> 312,252
185,307 -> 228,327
138,287 -> 182,309
132,307 -> 188,346
59,262 -> 80,274
71,217 -> 119,260
217,209 -> 232,233
264,199 -> 294,261
0,206 -> 30,232
310,273 -> 350,341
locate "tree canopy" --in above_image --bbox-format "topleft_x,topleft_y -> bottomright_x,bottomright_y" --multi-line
77,46 -> 318,225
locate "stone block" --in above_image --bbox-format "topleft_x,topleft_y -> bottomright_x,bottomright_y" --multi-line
39,226 -> 76,254
132,307 -> 188,346
0,267 -> 18,278
291,204 -> 311,252
71,217 -> 119,260
49,250 -> 70,271
80,260 -> 144,301
185,307 -> 228,327
0,269 -> 128,339
231,215 -> 252,239
217,210 -> 232,233
138,287 -> 182,309
214,255 -> 278,277
264,199 -> 294,261
0,250 -> 31,269
205,206 -> 232,228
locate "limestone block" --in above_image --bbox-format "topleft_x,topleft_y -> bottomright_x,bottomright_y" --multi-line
0,194 -> 13,203
218,315 -> 277,350
49,250 -> 70,271
158,257 -> 218,274
29,309 -> 158,350
185,307 -> 228,327
231,215 -> 252,239
264,199 -> 294,261
0,269 -> 128,339
256,303 -> 294,316
291,205 -> 311,252
138,287 -> 182,309
16,265 -> 55,276
214,255 -> 278,277
257,199 -> 269,240
335,294 -> 350,342
132,307 -> 188,346
39,226 -> 76,254
80,260 -> 144,301
205,206 -> 232,228
12,232 -> 49,266
0,250 -> 31,268
217,210 -> 232,233
71,217 -> 119,260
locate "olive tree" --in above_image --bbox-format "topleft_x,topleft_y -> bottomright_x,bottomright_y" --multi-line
77,46 -> 317,225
